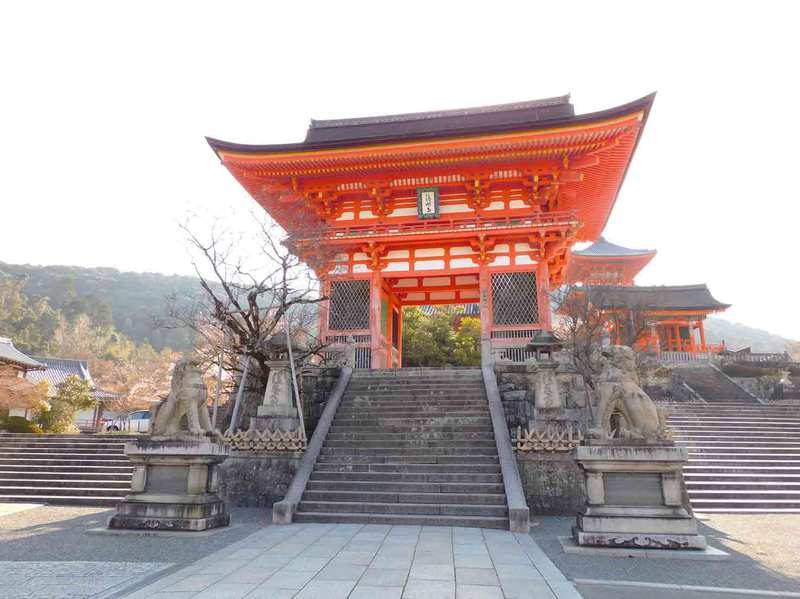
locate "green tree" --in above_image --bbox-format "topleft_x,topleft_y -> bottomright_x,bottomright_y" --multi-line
401,308 -> 481,367
37,375 -> 95,433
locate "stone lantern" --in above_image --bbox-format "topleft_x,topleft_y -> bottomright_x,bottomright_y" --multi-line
525,330 -> 565,411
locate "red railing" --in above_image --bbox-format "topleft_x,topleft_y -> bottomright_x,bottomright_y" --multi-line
293,210 -> 579,243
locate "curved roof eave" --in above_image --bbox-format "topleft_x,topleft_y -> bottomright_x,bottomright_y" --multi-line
205,93 -> 656,158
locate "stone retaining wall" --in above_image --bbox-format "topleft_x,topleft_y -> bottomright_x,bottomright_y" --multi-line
217,451 -> 303,507
516,452 -> 586,516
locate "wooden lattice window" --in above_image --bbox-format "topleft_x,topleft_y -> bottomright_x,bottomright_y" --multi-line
328,280 -> 370,330
491,272 -> 539,326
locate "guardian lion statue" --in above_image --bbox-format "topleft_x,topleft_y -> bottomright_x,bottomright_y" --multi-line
150,356 -> 220,440
588,345 -> 668,442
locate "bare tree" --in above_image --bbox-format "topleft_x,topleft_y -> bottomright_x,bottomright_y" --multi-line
552,284 -> 655,396
163,214 -> 332,430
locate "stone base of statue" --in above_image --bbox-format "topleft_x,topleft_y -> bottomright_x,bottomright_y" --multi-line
108,437 -> 231,532
572,444 -> 706,550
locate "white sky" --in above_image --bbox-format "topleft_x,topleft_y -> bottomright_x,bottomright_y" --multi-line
2,1 -> 798,339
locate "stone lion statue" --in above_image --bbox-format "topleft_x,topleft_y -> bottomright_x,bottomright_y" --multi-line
150,356 -> 220,439
588,345 -> 668,442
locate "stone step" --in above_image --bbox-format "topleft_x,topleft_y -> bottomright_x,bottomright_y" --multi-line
303,490 -> 505,506
310,471 -> 503,484
690,499 -> 800,510
329,424 -> 491,434
687,483 -> 800,492
671,426 -> 800,438
333,410 -> 489,420
0,453 -> 129,462
320,446 -> 498,457
672,421 -> 800,425
688,489 -> 800,500
684,473 -> 800,482
694,508 -> 800,513
316,454 -> 499,465
340,398 -> 488,406
0,446 -> 125,455
0,457 -> 132,466
328,417 -> 492,427
0,470 -> 131,481
683,461 -> 800,475
674,439 -> 800,446
0,485 -> 129,497
346,385 -> 484,392
0,464 -> 134,474
0,434 -> 138,440
298,500 -> 508,517
323,439 -> 497,449
294,511 -> 507,529
685,447 -> 800,455
305,480 -> 505,495
0,494 -> 122,507
687,459 -> 800,468
0,478 -> 131,489
313,462 -> 502,474
0,442 -> 129,449
326,431 -> 495,441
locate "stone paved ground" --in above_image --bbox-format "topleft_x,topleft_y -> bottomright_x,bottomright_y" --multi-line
0,504 -> 269,598
122,523 -> 582,599
531,516 -> 800,594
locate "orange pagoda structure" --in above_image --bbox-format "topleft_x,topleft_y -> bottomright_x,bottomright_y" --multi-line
566,238 -> 730,355
208,94 -> 654,367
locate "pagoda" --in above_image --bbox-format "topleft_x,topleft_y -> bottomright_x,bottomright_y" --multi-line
207,94 -> 655,367
566,238 -> 730,354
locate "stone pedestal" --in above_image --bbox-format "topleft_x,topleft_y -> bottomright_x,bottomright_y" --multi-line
573,444 -> 706,550
526,360 -> 562,411
108,438 -> 230,532
250,360 -> 301,433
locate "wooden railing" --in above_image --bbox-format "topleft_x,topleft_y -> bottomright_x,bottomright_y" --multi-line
293,210 -> 578,242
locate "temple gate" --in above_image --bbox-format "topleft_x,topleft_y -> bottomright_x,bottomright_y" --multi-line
207,94 -> 654,367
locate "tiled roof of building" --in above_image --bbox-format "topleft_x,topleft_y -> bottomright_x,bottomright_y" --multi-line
25,356 -> 118,399
207,93 -> 655,153
587,284 -> 731,311
573,236 -> 656,257
0,337 -> 45,370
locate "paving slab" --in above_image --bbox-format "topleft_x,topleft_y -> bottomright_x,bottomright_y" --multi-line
118,523 -> 581,598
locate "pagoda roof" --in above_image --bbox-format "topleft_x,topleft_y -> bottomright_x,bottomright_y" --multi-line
586,284 -> 731,312
207,94 -> 654,155
573,236 -> 656,258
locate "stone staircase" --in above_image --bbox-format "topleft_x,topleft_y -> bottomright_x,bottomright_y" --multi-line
294,367 -> 508,528
0,433 -> 134,506
667,403 -> 800,512
677,365 -> 759,403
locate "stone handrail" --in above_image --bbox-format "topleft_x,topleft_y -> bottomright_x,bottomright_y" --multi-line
272,366 -> 353,524
481,365 -> 530,533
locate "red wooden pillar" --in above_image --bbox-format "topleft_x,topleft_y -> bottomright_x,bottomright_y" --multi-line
699,319 -> 707,351
689,321 -> 697,353
317,277 -> 330,346
536,261 -> 552,330
478,262 -> 492,365
674,324 -> 681,351
369,270 -> 383,368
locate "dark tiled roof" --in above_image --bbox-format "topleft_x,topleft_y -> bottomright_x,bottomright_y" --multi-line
304,96 -> 574,144
207,93 -> 656,154
587,284 -> 731,311
0,337 -> 44,370
573,236 -> 656,257
24,356 -> 118,399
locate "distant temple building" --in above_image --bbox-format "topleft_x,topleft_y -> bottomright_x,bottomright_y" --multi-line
566,237 -> 730,355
